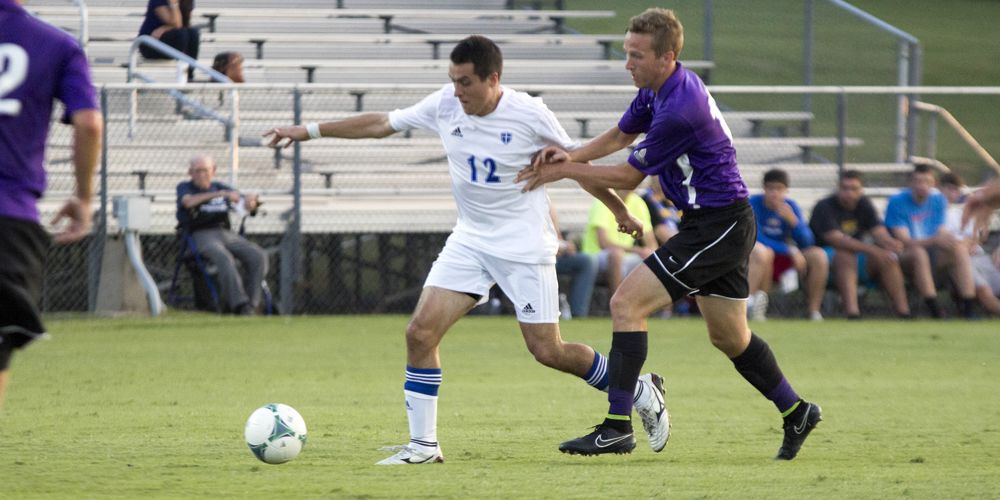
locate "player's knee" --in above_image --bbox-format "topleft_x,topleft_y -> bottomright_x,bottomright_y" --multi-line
707,328 -> 745,356
527,342 -> 562,368
405,320 -> 440,353
608,291 -> 642,323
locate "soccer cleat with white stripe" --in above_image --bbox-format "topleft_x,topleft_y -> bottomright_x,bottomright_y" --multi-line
634,373 -> 670,452
375,444 -> 444,465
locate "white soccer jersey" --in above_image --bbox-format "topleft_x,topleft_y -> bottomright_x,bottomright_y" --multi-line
389,84 -> 577,264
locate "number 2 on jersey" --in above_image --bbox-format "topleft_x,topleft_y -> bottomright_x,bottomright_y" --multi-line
467,155 -> 501,183
0,44 -> 29,116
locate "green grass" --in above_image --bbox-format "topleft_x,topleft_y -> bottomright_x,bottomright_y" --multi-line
5,314 -> 1000,498
565,0 -> 1000,180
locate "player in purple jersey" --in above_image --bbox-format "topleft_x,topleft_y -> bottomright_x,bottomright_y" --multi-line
0,0 -> 103,408
518,8 -> 821,460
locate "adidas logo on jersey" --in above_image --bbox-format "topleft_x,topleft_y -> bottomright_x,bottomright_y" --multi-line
521,303 -> 535,314
451,127 -> 463,137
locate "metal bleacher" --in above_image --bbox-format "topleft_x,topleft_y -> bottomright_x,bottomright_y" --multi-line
32,1 -> 891,236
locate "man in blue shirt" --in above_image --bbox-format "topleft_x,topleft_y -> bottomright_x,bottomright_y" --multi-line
748,169 -> 828,321
518,8 -> 820,460
885,164 -> 975,317
176,155 -> 267,315
1,0 -> 103,408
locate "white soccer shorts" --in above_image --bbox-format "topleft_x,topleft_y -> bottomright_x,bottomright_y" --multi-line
424,240 -> 560,323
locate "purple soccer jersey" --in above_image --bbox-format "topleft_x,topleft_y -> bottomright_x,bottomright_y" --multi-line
1,0 -> 98,223
618,62 -> 748,212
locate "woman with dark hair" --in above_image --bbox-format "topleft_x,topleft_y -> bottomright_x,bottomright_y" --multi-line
211,51 -> 245,83
137,0 -> 199,80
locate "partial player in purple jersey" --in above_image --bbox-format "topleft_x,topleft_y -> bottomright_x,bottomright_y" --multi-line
517,7 -> 822,460
0,0 -> 103,408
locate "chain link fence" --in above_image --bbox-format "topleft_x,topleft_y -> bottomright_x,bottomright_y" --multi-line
36,83 -> 1000,317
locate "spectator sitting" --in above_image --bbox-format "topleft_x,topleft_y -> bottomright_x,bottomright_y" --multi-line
940,173 -> 1000,316
137,0 -> 199,81
748,169 -> 829,321
885,164 -> 973,317
176,155 -> 268,315
211,51 -> 245,83
579,189 -> 656,293
638,179 -> 680,245
551,206 -> 598,319
808,170 -> 911,319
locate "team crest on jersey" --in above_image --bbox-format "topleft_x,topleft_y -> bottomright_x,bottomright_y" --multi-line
500,131 -> 512,144
633,148 -> 648,166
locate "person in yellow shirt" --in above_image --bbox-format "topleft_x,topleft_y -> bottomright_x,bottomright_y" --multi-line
581,189 -> 657,292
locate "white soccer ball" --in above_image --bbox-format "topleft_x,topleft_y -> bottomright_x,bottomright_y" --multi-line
244,403 -> 308,464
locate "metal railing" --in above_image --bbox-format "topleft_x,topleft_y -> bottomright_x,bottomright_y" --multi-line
41,82 -> 1000,316
912,100 -> 1000,175
805,0 -> 921,163
126,36 -> 241,187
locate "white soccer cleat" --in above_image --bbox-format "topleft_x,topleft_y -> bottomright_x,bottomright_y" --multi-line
375,444 -> 444,465
634,373 -> 670,452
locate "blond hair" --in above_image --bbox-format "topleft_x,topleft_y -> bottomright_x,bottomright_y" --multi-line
627,7 -> 684,58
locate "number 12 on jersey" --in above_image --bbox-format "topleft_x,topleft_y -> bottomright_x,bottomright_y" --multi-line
467,155 -> 501,183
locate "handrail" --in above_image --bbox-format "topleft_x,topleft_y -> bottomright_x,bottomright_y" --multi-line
826,0 -> 918,44
912,100 -> 1000,175
73,0 -> 88,49
805,1 -> 922,163
100,83 -> 1000,94
127,36 -> 241,186
127,35 -> 230,84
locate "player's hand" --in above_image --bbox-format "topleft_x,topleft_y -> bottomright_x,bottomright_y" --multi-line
517,161 -> 564,192
51,196 -> 92,245
531,146 -> 570,168
616,212 -> 644,239
263,125 -> 309,149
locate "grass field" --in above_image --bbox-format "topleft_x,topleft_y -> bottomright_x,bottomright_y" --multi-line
4,314 -> 999,498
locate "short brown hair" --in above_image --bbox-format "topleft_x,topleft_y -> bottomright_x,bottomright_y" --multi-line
627,8 -> 684,57
450,35 -> 503,81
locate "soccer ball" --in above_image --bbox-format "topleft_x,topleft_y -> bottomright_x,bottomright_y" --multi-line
244,403 -> 308,464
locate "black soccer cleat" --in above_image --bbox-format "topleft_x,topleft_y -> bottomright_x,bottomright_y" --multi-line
559,424 -> 636,456
775,400 -> 822,460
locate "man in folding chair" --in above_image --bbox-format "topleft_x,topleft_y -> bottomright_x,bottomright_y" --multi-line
175,154 -> 267,315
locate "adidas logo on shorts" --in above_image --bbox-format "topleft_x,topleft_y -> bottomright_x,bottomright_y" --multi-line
521,303 -> 535,314
451,127 -> 463,137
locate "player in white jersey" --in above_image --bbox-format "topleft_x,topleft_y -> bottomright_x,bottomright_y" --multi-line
264,36 -> 670,464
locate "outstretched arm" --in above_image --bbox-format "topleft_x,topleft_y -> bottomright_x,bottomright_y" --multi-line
533,126 -> 639,168
264,112 -> 397,148
963,180 -> 1000,238
518,160 -> 646,192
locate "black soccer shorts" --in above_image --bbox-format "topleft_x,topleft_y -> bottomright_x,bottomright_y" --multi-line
643,199 -> 756,302
0,216 -> 50,361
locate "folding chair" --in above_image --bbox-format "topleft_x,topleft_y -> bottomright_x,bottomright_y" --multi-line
166,226 -> 277,315
167,231 -> 223,313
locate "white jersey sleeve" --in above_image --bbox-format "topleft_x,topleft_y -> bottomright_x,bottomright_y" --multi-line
531,95 -> 579,151
388,86 -> 447,134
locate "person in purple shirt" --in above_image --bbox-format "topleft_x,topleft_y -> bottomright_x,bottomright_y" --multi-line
1,0 -> 103,409
748,169 -> 828,321
518,7 -> 821,460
